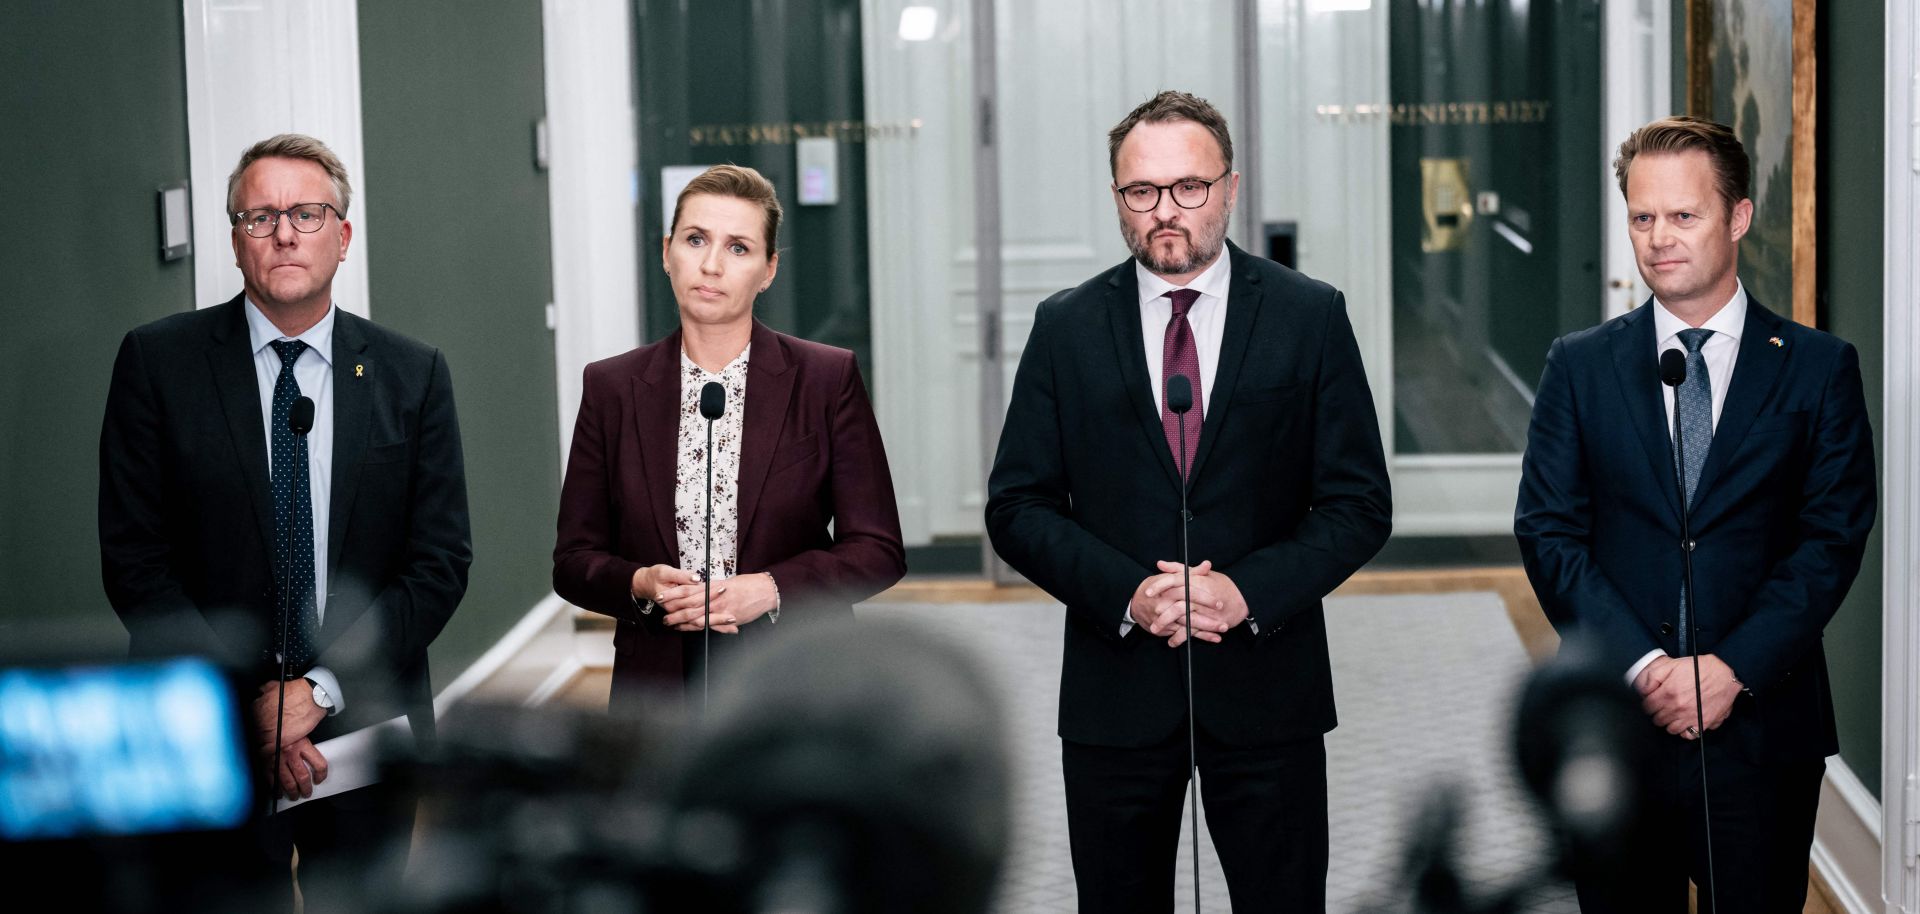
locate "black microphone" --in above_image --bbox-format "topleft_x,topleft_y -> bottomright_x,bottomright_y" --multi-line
1658,344 -> 1716,908
699,380 -> 725,717
270,395 -> 315,814
1166,374 -> 1193,416
1659,348 -> 1687,388
1163,371 -> 1200,914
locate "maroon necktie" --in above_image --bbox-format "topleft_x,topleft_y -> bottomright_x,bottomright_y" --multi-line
1160,288 -> 1203,476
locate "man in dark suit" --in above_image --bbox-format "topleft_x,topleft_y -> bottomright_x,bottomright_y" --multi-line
986,90 -> 1392,912
1515,116 -> 1875,913
99,134 -> 470,910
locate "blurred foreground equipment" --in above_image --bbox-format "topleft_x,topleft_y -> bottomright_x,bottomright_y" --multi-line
398,616 -> 1012,914
1365,637 -> 1660,914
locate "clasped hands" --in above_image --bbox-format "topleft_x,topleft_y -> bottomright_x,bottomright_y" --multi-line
1634,653 -> 1742,739
1129,560 -> 1250,647
253,678 -> 328,801
632,564 -> 778,633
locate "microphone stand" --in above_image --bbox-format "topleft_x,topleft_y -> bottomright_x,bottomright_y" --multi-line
267,399 -> 312,815
1168,375 -> 1200,914
1668,376 -> 1717,911
703,410 -> 714,719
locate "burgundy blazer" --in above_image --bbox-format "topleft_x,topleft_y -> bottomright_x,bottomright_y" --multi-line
553,320 -> 905,707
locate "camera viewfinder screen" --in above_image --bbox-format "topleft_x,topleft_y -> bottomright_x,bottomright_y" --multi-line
0,657 -> 252,840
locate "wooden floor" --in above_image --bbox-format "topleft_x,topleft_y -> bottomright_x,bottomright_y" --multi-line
555,568 -> 1847,912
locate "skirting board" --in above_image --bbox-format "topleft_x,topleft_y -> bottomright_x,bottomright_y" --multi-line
433,592 -> 573,714
1813,755 -> 1883,914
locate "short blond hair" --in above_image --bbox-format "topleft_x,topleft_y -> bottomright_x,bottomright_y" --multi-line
1612,116 -> 1749,215
669,164 -> 782,255
226,134 -> 353,218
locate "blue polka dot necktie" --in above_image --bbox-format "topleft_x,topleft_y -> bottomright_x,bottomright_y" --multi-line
1671,328 -> 1713,652
269,340 -> 319,673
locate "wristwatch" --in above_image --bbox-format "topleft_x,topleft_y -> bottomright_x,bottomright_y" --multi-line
304,677 -> 335,711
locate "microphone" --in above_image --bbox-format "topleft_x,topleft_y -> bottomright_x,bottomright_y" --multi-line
1167,374 -> 1193,416
1659,348 -> 1686,388
699,380 -> 725,717
1164,371 -> 1200,914
270,395 -> 315,813
1657,344 -> 1716,909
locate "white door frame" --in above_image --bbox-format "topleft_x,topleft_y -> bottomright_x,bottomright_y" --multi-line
541,0 -> 643,468
1600,0 -> 1672,318
1881,0 -> 1919,907
182,0 -> 371,317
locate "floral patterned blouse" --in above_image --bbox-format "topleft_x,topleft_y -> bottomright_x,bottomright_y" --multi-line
674,345 -> 749,581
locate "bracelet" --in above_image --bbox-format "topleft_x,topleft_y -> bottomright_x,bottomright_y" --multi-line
765,572 -> 780,624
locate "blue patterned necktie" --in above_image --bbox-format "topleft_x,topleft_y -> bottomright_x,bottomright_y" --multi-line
1671,327 -> 1713,652
269,340 -> 319,673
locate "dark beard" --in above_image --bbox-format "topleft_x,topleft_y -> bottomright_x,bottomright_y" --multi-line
1123,209 -> 1229,276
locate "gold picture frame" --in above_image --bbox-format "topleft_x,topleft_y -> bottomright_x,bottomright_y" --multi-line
1686,0 -> 1817,327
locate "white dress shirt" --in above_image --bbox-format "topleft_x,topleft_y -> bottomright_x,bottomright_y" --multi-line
245,298 -> 342,712
1136,253 -> 1232,411
1121,253 -> 1234,636
1625,282 -> 1747,687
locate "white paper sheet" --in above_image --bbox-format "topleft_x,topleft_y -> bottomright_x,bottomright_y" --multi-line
272,716 -> 408,813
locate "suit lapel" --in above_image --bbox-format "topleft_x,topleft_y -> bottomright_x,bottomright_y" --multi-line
327,312 -> 372,587
207,296 -> 278,560
633,331 -> 684,561
736,321 -> 796,543
1691,299 -> 1789,516
1187,245 -> 1259,486
1607,303 -> 1683,522
1106,265 -> 1183,490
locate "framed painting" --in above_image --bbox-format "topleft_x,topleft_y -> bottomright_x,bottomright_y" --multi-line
1686,0 -> 1817,326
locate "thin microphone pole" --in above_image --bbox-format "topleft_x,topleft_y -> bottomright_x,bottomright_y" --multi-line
269,394 -> 315,814
699,381 -> 726,720
1167,373 -> 1200,914
1660,349 -> 1716,910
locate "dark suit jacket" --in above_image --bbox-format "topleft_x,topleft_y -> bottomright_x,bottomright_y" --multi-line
552,320 -> 906,710
99,294 -> 472,747
1515,296 -> 1876,761
985,243 -> 1392,749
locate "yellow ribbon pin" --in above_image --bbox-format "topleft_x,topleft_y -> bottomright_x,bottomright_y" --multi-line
355,364 -> 365,377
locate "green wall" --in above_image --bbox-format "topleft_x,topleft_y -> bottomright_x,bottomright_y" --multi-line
357,1 -> 560,686
0,1 -> 195,648
1818,0 -> 1885,800
634,0 -> 871,372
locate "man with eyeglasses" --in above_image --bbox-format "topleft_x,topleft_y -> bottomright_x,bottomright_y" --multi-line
99,133 -> 470,910
988,91 -> 1390,911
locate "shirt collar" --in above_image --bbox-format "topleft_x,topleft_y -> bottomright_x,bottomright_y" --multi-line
1653,281 -> 1747,347
1136,248 -> 1232,309
245,297 -> 336,367
681,342 -> 751,378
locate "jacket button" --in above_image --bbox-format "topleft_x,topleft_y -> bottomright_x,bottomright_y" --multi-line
1659,622 -> 1675,637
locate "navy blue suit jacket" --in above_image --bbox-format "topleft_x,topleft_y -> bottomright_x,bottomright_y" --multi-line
986,244 -> 1392,749
1515,296 -> 1875,761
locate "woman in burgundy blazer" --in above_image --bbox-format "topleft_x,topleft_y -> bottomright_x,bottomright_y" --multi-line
552,165 -> 905,712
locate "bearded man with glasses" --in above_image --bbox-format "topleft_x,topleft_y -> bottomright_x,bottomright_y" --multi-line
988,90 -> 1391,912
99,133 -> 471,911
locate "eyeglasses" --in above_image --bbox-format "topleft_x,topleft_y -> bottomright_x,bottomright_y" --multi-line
1114,170 -> 1232,213
231,203 -> 340,238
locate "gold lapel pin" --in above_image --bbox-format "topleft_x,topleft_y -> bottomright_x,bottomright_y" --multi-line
355,364 -> 365,377
1768,337 -> 1783,348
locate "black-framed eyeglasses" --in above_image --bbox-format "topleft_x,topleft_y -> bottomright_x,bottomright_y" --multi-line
231,203 -> 340,238
1114,169 -> 1232,213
